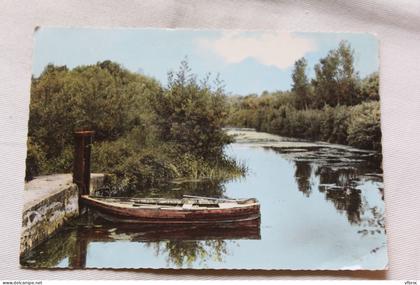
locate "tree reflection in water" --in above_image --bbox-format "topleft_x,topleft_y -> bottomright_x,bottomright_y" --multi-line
316,167 -> 359,190
325,187 -> 362,224
357,205 -> 386,237
294,161 -> 313,197
315,166 -> 363,224
20,211 -> 258,268
96,170 -> 239,268
277,146 -> 385,232
21,143 -> 386,269
146,239 -> 229,268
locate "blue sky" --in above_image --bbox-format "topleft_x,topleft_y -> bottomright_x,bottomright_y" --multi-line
32,28 -> 378,95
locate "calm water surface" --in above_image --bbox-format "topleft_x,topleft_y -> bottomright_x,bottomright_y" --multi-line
21,130 -> 388,269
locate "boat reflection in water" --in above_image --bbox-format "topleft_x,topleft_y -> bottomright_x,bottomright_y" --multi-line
20,209 -> 261,269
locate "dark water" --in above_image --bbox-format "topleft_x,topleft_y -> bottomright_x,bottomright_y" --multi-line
21,132 -> 387,269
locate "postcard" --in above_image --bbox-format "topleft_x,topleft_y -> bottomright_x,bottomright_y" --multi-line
20,28 -> 387,270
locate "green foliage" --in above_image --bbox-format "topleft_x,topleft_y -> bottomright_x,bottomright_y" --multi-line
227,93 -> 381,150
151,60 -> 231,160
360,72 -> 379,101
312,41 -> 360,107
227,41 -> 382,151
320,105 -> 350,144
25,137 -> 46,181
91,131 -> 244,195
347,101 -> 382,151
291,57 -> 311,109
26,39 -> 382,195
26,61 -> 245,194
28,62 -> 159,159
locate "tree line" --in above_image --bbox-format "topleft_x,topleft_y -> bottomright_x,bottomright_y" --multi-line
26,60 -> 245,194
226,41 -> 382,151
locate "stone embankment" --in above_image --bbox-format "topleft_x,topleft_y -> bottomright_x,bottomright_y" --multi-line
20,173 -> 105,256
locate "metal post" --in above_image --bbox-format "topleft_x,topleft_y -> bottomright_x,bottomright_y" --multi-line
73,131 -> 94,197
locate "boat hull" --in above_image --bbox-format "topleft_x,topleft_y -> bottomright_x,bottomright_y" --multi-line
80,195 -> 261,224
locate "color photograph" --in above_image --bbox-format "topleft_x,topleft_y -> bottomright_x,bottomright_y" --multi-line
20,28 -> 387,270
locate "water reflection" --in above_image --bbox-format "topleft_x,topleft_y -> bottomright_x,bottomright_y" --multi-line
21,133 -> 387,269
272,145 -> 384,228
20,210 -> 260,268
316,167 -> 358,190
146,240 -> 229,267
294,161 -> 313,197
325,188 -> 362,224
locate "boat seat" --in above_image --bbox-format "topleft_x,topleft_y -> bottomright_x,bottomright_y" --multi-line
137,205 -> 160,209
182,203 -> 194,209
218,203 -> 238,208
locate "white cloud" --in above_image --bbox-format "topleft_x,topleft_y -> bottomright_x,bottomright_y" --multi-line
197,31 -> 315,69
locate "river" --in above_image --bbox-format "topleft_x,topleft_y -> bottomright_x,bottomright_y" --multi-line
20,129 -> 388,270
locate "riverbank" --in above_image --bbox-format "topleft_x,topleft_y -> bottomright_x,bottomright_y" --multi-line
20,173 -> 105,256
226,128 -> 375,153
226,98 -> 382,152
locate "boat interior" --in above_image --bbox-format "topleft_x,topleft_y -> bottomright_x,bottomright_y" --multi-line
84,195 -> 257,209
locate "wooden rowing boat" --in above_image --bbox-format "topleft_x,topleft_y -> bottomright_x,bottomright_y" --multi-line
80,195 -> 260,224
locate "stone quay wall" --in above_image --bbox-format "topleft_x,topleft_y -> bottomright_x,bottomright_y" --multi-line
20,173 -> 105,256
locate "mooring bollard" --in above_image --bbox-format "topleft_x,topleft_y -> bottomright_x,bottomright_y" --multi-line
73,130 -> 94,197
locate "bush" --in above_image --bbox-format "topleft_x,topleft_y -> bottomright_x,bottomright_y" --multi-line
347,101 -> 382,151
91,133 -> 245,195
91,135 -> 176,192
45,146 -> 74,174
25,138 -> 46,181
320,105 -> 335,141
227,94 -> 381,151
151,60 -> 231,160
26,61 -> 245,195
330,105 -> 350,144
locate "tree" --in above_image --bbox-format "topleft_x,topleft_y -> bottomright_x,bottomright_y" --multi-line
312,49 -> 339,108
312,41 -> 359,107
336,41 -> 359,105
291,57 -> 311,109
27,62 -> 162,175
150,59 -> 231,160
360,72 -> 379,101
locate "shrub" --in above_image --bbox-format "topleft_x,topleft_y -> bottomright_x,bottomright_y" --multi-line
347,101 -> 382,150
25,138 -> 46,181
330,105 -> 350,144
227,95 -> 381,151
26,61 -> 245,196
